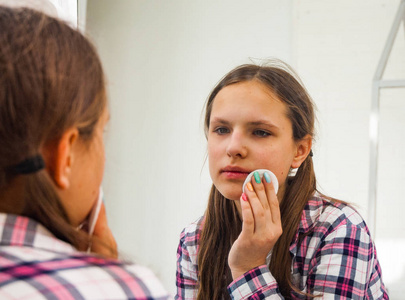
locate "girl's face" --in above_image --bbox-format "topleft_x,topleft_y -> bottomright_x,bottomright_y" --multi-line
208,80 -> 306,201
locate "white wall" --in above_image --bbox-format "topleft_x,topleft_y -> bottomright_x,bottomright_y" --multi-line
0,0 -> 76,25
86,0 -> 404,297
86,0 -> 292,295
293,0 -> 397,215
294,1 -> 405,298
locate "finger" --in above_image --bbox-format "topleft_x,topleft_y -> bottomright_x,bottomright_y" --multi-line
250,171 -> 270,211
239,193 -> 254,235
263,172 -> 281,224
91,203 -> 118,258
244,182 -> 267,233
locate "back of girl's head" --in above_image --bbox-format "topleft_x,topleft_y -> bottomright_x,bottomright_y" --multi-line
0,6 -> 105,183
204,61 -> 315,143
0,6 -> 106,247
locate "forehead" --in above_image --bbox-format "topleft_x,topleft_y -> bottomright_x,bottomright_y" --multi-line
211,80 -> 289,122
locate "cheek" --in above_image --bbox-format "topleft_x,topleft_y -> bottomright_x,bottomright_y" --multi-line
94,136 -> 106,167
254,148 -> 293,181
207,144 -> 217,173
207,140 -> 223,176
98,144 -> 106,168
96,152 -> 106,185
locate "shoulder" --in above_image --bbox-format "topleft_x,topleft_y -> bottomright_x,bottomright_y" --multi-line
295,194 -> 376,268
59,254 -> 169,299
179,215 -> 205,246
0,214 -> 169,299
293,195 -> 389,298
302,193 -> 370,239
177,216 -> 204,265
0,250 -> 169,299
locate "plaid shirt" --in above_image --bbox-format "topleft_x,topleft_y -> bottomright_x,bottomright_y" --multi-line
176,193 -> 389,299
0,213 -> 170,300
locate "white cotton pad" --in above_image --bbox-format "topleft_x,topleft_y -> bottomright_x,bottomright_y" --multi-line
88,187 -> 103,236
242,169 -> 279,194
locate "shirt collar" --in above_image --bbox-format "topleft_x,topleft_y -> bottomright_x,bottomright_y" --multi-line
289,193 -> 325,252
0,213 -> 77,253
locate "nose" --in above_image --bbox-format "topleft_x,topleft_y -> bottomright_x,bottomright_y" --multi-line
226,131 -> 247,159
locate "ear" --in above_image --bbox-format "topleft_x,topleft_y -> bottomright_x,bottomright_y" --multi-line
43,128 -> 79,189
291,134 -> 312,169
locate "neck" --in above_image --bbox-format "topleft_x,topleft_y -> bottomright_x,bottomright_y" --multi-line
0,176 -> 26,215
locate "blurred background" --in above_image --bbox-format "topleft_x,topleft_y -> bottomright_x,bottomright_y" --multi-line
7,0 -> 405,298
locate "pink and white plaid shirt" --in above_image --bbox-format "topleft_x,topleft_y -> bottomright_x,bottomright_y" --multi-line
0,213 -> 170,300
176,193 -> 389,299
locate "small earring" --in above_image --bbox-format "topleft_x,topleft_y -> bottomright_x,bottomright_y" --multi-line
288,168 -> 298,177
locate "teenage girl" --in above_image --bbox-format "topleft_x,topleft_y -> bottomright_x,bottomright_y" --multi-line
0,6 -> 169,299
176,62 -> 388,299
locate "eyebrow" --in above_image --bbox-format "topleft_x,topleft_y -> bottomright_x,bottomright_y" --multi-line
210,118 -> 230,125
249,120 -> 279,129
210,117 -> 280,130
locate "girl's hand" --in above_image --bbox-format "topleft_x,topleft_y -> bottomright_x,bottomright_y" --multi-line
90,203 -> 118,259
228,172 -> 282,279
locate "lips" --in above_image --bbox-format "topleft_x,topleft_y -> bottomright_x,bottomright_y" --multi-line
220,166 -> 251,179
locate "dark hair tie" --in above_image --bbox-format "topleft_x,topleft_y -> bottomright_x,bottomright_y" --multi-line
11,155 -> 45,174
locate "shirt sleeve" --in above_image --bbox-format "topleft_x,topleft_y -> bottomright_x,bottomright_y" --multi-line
175,229 -> 199,299
306,223 -> 388,299
228,265 -> 284,299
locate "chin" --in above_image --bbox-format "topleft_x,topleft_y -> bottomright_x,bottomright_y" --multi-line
215,186 -> 242,201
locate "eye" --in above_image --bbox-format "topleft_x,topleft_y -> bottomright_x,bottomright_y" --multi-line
213,127 -> 230,135
253,129 -> 270,137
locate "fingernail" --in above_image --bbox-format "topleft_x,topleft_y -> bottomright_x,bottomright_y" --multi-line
253,171 -> 261,184
247,182 -> 253,192
241,193 -> 248,201
264,172 -> 271,183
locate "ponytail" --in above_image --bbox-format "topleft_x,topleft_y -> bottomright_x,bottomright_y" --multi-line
270,155 -> 316,297
197,186 -> 241,300
24,171 -> 89,250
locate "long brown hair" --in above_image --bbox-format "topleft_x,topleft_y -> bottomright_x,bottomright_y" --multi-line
198,61 -> 316,299
0,7 -> 106,251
